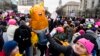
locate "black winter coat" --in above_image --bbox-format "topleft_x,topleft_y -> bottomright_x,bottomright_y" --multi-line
14,25 -> 32,48
47,34 -> 79,56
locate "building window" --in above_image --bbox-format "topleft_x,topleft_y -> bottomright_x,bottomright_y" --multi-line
99,0 -> 100,3
98,0 -> 100,7
84,0 -> 87,9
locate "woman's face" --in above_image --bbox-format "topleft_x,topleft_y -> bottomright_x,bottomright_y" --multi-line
10,46 -> 19,56
74,42 -> 87,55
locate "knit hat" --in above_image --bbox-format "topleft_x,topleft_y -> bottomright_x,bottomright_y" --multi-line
3,41 -> 18,56
56,27 -> 64,33
73,34 -> 98,52
8,19 -> 16,25
79,30 -> 85,35
77,38 -> 94,54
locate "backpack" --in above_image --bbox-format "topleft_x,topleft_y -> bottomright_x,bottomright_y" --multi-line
96,34 -> 100,50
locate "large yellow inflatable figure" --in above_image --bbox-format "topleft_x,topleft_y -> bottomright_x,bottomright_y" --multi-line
29,3 -> 48,32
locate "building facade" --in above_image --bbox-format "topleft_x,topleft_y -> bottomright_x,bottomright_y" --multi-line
18,0 -> 43,6
18,0 -> 43,13
0,0 -> 18,12
80,0 -> 86,11
80,0 -> 100,17
56,1 -> 80,17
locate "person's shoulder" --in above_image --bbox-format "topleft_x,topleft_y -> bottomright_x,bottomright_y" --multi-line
64,45 -> 73,54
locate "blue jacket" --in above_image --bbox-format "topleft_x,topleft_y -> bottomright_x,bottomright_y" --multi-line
37,31 -> 48,45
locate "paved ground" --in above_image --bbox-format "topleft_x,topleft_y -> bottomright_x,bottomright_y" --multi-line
35,48 -> 41,56
35,47 -> 45,56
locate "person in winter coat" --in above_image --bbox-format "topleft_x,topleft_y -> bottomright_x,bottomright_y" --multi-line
0,28 -> 4,51
37,30 -> 48,56
14,20 -> 32,56
3,40 -> 22,56
7,19 -> 19,41
73,33 -> 98,56
0,28 -> 4,56
86,30 -> 97,39
71,30 -> 85,45
46,28 -> 95,56
0,18 -> 7,32
49,27 -> 68,56
64,24 -> 74,43
75,24 -> 85,33
96,27 -> 100,56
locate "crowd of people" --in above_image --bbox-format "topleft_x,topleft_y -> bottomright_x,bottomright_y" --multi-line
0,10 -> 100,56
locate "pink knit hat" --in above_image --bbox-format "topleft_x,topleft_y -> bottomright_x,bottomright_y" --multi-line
8,19 -> 16,25
78,38 -> 94,54
79,30 -> 85,35
56,27 -> 64,33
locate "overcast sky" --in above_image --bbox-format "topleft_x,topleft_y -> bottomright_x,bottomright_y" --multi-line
44,0 -> 80,13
